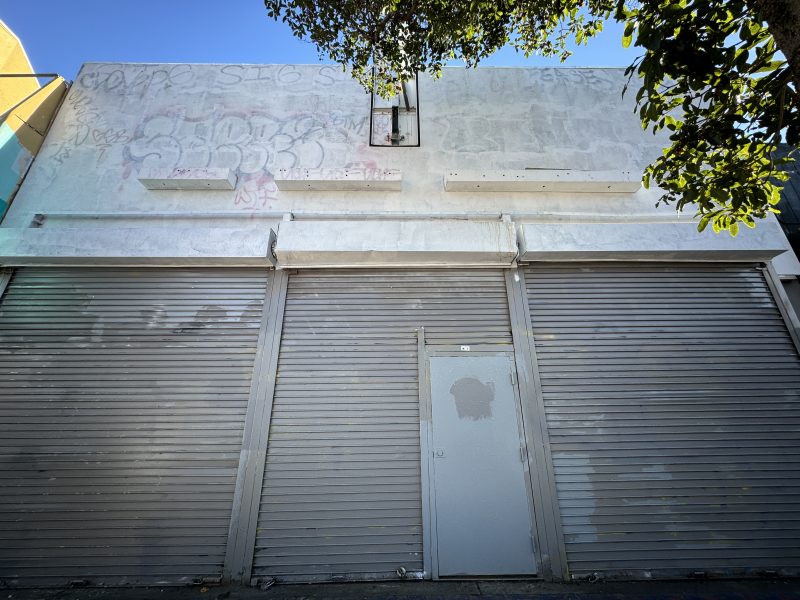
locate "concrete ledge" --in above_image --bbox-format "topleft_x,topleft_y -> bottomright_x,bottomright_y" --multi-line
518,220 -> 790,261
0,226 -> 274,266
275,219 -> 517,268
771,248 -> 800,277
444,170 -> 641,193
138,167 -> 237,190
274,168 -> 402,191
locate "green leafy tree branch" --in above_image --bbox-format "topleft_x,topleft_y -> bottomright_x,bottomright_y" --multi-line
265,0 -> 800,235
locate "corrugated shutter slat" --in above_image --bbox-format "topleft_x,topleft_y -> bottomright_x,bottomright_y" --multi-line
0,268 -> 269,587
524,263 -> 800,578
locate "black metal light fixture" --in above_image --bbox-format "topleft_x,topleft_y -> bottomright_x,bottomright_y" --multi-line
369,72 -> 420,147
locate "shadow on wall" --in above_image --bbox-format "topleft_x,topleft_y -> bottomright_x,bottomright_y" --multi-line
775,145 -> 800,258
0,78 -> 68,222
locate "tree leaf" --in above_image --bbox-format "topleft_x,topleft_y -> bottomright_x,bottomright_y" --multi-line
622,21 -> 635,48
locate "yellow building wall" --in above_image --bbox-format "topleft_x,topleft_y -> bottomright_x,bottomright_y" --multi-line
0,20 -> 39,114
0,19 -> 67,220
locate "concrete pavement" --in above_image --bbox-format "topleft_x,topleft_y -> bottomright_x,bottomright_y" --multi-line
6,579 -> 800,600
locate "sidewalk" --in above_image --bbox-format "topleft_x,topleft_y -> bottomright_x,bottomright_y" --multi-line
6,579 -> 800,600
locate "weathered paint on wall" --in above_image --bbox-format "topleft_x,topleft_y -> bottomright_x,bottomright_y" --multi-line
0,21 -> 68,221
0,62 -> 797,272
4,64 -> 665,222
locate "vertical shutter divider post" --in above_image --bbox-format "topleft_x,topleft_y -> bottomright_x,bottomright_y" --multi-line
224,269 -> 288,583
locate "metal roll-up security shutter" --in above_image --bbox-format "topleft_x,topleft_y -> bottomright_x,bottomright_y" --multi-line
253,269 -> 513,582
0,268 -> 270,587
523,262 -> 800,578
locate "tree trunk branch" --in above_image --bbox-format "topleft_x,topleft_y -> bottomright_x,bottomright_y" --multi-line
753,0 -> 800,90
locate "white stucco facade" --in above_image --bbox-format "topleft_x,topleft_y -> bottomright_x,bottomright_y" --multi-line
0,62 -> 797,273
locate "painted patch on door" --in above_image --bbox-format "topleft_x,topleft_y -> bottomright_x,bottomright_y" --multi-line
450,377 -> 495,420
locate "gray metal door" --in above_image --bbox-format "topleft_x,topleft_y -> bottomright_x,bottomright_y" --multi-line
523,262 -> 800,579
0,267 -> 270,587
429,354 -> 537,576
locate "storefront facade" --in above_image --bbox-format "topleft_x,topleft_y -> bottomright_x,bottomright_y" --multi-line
0,64 -> 799,587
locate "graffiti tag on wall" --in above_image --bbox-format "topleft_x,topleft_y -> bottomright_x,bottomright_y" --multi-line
122,106 -> 370,208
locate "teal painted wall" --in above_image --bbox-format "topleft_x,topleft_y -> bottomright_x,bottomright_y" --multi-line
0,121 -> 33,221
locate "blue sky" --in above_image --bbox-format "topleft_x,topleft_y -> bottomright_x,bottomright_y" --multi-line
3,1 -> 637,81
